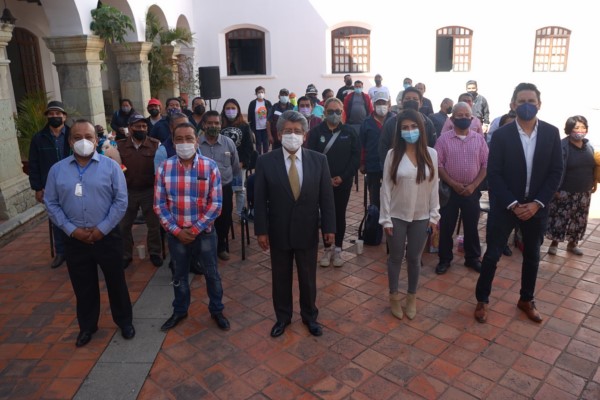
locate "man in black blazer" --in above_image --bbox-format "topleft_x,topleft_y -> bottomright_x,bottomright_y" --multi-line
475,83 -> 563,324
254,110 -> 336,338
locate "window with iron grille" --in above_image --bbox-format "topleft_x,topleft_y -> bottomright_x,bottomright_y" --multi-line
533,26 -> 570,72
435,26 -> 473,72
225,28 -> 266,75
331,27 -> 370,74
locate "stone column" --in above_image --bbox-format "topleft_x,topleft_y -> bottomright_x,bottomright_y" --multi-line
111,42 -> 152,113
158,44 -> 181,102
0,24 -> 36,219
43,35 -> 105,127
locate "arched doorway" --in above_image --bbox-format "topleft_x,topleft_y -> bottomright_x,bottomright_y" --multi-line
7,27 -> 45,106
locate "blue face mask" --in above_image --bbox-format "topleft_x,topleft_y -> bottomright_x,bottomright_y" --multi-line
354,88 -> 363,94
516,103 -> 538,121
403,83 -> 411,89
401,129 -> 420,144
453,117 -> 471,130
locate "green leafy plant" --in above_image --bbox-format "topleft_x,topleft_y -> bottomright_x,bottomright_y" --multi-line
90,4 -> 134,64
146,11 -> 194,98
14,91 -> 49,160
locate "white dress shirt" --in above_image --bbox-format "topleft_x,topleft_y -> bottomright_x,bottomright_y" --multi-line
516,120 -> 538,198
379,147 -> 440,228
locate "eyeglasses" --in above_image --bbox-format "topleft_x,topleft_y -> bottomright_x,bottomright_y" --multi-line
326,109 -> 342,116
282,130 -> 304,135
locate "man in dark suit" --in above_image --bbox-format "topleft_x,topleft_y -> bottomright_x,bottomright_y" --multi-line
474,83 -> 563,324
254,110 -> 336,338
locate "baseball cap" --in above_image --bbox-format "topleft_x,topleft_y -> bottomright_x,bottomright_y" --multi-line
147,98 -> 161,107
128,113 -> 147,125
372,91 -> 390,103
45,101 -> 66,115
306,84 -> 318,95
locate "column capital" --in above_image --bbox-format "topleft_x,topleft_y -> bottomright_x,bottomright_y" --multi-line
111,41 -> 152,64
0,24 -> 14,47
43,35 -> 104,65
161,44 -> 181,61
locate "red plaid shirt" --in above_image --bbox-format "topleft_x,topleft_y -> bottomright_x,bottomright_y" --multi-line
154,154 -> 222,236
435,129 -> 488,185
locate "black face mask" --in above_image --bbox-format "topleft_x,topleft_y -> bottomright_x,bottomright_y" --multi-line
403,100 -> 419,111
132,130 -> 146,141
446,106 -> 453,114
48,117 -> 63,128
345,80 -> 352,86
149,109 -> 160,117
194,105 -> 205,115
375,80 -> 382,86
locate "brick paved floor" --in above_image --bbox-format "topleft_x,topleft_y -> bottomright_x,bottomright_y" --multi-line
1,175 -> 600,399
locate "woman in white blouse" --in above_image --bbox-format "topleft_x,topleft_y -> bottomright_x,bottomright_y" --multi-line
380,109 -> 440,320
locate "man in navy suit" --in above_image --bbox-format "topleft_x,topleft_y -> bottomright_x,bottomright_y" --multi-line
474,83 -> 563,324
254,110 -> 336,338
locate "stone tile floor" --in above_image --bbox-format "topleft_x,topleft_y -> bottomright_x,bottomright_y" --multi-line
1,175 -> 600,399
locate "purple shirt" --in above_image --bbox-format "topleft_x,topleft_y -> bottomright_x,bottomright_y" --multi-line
435,129 -> 489,185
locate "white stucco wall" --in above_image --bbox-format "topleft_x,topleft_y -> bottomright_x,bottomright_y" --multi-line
7,0 -> 600,136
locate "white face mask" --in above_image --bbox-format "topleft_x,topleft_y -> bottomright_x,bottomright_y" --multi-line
257,93 -> 264,100
282,134 -> 304,152
280,96 -> 289,104
375,105 -> 388,116
73,139 -> 95,157
176,143 -> 196,160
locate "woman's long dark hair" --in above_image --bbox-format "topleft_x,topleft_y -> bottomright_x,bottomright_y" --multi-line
221,98 -> 247,127
389,109 -> 435,185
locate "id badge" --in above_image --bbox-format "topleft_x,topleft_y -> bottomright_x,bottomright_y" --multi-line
75,183 -> 83,197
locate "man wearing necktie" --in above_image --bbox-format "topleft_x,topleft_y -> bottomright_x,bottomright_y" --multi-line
254,110 -> 336,338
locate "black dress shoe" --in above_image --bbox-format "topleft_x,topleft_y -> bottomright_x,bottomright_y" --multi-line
76,328 -> 98,347
270,321 -> 290,337
435,262 -> 450,275
121,324 -> 136,339
305,321 -> 323,337
211,313 -> 230,331
160,313 -> 188,331
123,258 -> 132,269
502,245 -> 513,256
464,259 -> 482,273
150,255 -> 163,267
50,254 -> 66,269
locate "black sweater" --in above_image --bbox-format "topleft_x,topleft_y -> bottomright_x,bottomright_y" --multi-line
221,123 -> 254,168
306,122 -> 360,185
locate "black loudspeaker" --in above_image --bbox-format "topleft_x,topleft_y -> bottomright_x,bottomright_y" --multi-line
198,66 -> 221,100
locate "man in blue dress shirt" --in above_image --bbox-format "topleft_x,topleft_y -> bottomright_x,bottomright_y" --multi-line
44,119 -> 135,347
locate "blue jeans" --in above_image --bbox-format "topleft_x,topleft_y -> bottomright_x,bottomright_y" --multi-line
167,230 -> 224,316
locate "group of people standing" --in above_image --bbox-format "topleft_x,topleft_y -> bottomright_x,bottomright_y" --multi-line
26,75 -> 595,347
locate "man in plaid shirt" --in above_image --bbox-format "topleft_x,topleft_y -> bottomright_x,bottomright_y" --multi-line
435,102 -> 489,275
154,122 -> 230,332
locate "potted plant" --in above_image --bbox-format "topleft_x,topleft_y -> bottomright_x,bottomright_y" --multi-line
15,91 -> 49,174
146,11 -> 194,98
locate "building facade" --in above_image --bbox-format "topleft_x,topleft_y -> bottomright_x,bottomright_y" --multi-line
1,0 -> 598,219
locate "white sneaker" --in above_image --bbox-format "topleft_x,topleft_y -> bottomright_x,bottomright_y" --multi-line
320,247 -> 332,267
333,248 -> 344,267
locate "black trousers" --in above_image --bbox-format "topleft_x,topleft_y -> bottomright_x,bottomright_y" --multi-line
270,245 -> 319,324
476,208 -> 547,303
214,183 -> 233,253
366,171 -> 383,209
65,228 -> 133,332
328,181 -> 353,248
439,190 -> 482,263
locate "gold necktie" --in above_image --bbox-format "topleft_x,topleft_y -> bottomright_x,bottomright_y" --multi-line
288,154 -> 300,200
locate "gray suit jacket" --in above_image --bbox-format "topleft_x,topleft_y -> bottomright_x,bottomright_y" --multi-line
254,147 -> 336,250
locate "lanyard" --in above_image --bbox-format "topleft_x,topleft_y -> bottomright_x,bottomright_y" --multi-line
76,162 -> 92,180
